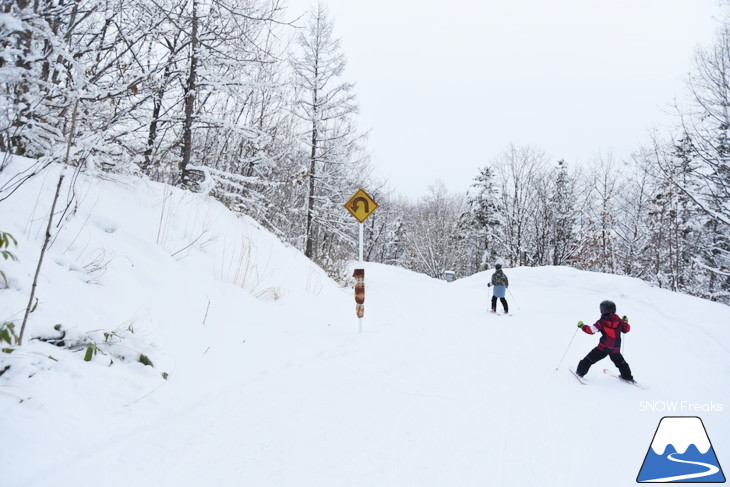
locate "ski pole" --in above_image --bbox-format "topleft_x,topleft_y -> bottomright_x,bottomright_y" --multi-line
507,288 -> 519,310
555,328 -> 579,371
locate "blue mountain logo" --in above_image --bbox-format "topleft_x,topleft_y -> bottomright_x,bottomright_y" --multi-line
637,416 -> 725,483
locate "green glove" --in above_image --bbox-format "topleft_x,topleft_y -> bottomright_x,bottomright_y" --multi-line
577,320 -> 584,328
622,315 -> 629,323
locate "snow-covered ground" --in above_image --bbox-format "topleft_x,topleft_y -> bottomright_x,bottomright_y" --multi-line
1,157 -> 728,487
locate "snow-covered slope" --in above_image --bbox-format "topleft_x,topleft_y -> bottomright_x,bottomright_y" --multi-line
1,157 -> 728,487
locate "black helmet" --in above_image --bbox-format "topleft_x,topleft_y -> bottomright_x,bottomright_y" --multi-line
599,300 -> 616,314
495,263 -> 502,270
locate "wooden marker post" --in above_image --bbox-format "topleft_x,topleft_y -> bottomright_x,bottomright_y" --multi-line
353,268 -> 365,332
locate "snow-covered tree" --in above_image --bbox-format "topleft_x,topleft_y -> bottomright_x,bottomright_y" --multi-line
167,0 -> 288,190
289,2 -> 365,264
362,190 -> 407,266
638,137 -> 700,292
550,160 -> 579,266
403,181 -> 465,278
459,165 -> 504,273
575,153 -> 622,273
0,0 -> 138,162
663,24 -> 730,301
494,144 -> 548,267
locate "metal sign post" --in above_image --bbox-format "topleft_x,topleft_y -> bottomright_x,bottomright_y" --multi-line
344,188 -> 378,333
358,222 -> 364,263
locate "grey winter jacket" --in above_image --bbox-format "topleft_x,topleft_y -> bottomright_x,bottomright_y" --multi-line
491,269 -> 509,287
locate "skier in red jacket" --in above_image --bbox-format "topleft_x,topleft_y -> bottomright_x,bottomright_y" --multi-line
575,300 -> 634,381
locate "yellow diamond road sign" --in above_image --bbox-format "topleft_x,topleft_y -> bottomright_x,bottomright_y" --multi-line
345,188 -> 379,223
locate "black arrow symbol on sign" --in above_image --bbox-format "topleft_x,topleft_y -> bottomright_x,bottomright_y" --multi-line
351,197 -> 370,213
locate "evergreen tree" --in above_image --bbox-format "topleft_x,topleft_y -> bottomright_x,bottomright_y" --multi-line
461,165 -> 503,273
643,136 -> 700,292
550,160 -> 578,266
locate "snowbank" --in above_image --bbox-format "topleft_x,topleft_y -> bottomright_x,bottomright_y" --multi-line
1,156 -> 728,487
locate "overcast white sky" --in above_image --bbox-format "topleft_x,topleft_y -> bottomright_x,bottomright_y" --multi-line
287,1 -> 724,200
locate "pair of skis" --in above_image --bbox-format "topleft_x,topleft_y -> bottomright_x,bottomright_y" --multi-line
569,368 -> 648,389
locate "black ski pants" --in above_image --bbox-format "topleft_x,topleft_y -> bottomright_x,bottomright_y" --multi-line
491,296 -> 508,312
577,347 -> 633,380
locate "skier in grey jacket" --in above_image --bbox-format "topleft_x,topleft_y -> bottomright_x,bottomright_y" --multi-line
487,264 -> 509,313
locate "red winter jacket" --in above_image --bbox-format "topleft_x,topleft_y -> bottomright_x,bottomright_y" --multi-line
580,313 -> 630,353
